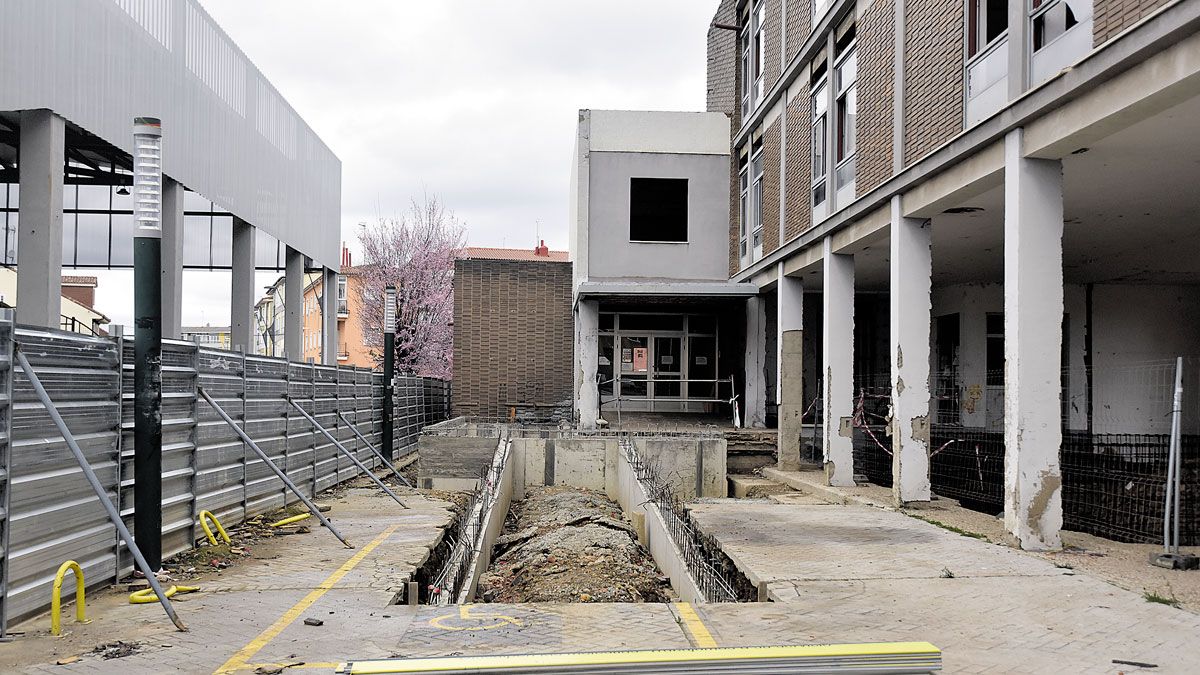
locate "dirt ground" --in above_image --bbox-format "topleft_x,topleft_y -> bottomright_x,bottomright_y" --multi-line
476,486 -> 671,603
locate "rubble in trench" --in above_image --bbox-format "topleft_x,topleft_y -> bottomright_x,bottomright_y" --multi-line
476,486 -> 672,603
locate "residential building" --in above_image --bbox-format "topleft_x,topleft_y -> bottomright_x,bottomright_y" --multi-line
574,0 -> 1200,551
254,276 -> 286,357
453,243 -> 572,420
180,325 -> 231,349
0,270 -> 108,335
301,246 -> 371,367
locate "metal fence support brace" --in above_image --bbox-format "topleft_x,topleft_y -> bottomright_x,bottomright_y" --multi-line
14,345 -> 188,631
288,398 -> 409,508
197,387 -> 354,548
336,411 -> 413,488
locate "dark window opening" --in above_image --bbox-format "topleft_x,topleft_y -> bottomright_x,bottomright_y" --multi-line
630,177 -> 688,242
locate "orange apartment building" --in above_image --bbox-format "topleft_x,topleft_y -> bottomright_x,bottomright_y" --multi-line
299,248 -> 373,367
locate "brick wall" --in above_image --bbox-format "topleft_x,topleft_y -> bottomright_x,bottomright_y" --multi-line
707,0 -> 739,115
903,0 -> 964,165
451,258 -> 573,419
856,0 -> 896,196
786,0 -> 813,62
766,0 -> 784,89
762,118 -> 782,254
1094,0 -> 1171,46
784,91 -> 812,241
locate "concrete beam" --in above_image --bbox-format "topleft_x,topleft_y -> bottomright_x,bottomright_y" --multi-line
230,217 -> 256,352
822,237 -> 855,486
161,178 -> 184,339
575,299 -> 600,429
744,296 -> 767,429
16,109 -> 64,328
889,196 -> 933,504
1003,128 -> 1064,551
322,267 -> 338,365
777,264 -> 805,470
284,246 -> 303,360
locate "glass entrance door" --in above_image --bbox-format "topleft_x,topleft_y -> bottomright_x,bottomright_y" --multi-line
653,336 -> 682,399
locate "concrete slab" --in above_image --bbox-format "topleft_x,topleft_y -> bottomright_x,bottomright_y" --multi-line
687,499 -> 1200,673
727,475 -> 792,499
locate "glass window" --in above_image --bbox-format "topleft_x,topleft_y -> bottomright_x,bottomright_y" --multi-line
688,315 -> 717,335
110,212 -> 135,267
811,77 -> 828,206
61,214 -> 76,267
751,148 -> 764,241
1033,0 -> 1082,51
598,335 -> 614,396
835,46 -> 857,189
76,185 -> 110,211
183,215 -> 212,267
75,212 -> 110,266
620,314 -> 683,332
969,0 -> 1010,58
629,178 -> 688,242
599,313 -> 615,332
986,312 -> 1004,386
256,228 -> 281,270
211,216 -> 233,267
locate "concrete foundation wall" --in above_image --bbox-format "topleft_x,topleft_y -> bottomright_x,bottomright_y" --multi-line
417,435 -> 499,489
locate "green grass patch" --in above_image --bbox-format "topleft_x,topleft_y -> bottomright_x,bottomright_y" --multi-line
1144,591 -> 1181,608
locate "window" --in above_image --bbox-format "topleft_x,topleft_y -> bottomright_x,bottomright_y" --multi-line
337,275 -> 348,315
811,65 -> 829,207
629,178 -> 688,242
752,1 -> 766,105
738,154 -> 749,260
741,1 -> 766,116
968,0 -> 1009,58
751,139 -> 764,255
986,313 -> 1004,386
1032,0 -> 1084,51
834,36 -> 857,190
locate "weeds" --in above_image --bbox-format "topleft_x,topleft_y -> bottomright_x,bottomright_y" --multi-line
1143,590 -> 1181,608
909,514 -> 988,540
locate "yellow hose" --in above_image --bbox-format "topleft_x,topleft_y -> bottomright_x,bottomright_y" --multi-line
198,510 -> 231,546
51,560 -> 89,635
129,585 -> 200,604
269,513 -> 312,528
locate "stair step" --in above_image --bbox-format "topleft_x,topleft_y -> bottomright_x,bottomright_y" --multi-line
728,475 -> 794,499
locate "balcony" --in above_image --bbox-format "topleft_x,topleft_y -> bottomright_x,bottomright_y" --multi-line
336,299 -> 349,317
966,35 -> 1009,127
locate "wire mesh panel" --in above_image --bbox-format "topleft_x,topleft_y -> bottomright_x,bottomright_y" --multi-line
5,326 -> 122,626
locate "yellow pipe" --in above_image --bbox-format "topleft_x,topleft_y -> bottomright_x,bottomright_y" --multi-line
269,513 -> 311,528
198,510 -> 231,546
129,585 -> 200,604
50,560 -> 89,636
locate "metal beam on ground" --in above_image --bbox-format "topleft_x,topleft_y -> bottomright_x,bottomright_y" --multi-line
336,410 -> 413,488
14,346 -> 187,632
197,387 -> 353,548
288,397 -> 409,508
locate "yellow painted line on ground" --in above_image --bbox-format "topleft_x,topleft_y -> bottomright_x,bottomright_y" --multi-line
674,602 -> 718,649
214,524 -> 401,674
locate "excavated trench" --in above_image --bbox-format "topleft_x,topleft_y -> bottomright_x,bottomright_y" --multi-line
475,487 -> 672,603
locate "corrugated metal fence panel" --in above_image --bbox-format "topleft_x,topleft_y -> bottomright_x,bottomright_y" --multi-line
194,348 -> 247,536
285,362 -> 316,505
313,365 -> 339,493
243,356 -> 289,518
0,313 -> 14,635
117,339 -> 199,576
5,327 -> 122,627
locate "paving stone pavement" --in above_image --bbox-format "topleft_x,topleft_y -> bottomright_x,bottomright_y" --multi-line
688,500 -> 1200,673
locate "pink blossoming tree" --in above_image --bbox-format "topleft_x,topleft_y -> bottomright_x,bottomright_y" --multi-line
355,195 -> 464,379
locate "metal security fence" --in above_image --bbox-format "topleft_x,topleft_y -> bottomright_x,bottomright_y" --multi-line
0,314 -> 448,633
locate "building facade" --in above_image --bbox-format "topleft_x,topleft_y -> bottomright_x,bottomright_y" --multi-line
299,252 -> 372,368
453,245 -> 573,420
576,0 -> 1200,550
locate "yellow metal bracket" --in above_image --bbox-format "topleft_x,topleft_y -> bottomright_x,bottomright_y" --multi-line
130,585 -> 200,604
198,510 -> 231,546
50,560 -> 90,636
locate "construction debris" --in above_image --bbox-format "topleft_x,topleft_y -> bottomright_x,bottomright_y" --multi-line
476,487 -> 670,603
90,641 -> 141,660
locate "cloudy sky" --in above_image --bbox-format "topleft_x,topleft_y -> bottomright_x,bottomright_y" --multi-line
96,1 -> 716,327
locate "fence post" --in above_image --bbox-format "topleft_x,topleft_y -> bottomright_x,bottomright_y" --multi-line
239,348 -> 248,522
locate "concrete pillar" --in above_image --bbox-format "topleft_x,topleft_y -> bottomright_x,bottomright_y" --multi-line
230,217 -> 256,352
777,263 -> 805,469
284,246 -> 304,360
16,109 -> 65,328
575,299 -> 599,429
743,295 -> 767,429
822,237 -> 855,486
321,267 -> 338,365
889,196 -> 933,504
1003,128 -> 1064,551
161,178 -> 184,339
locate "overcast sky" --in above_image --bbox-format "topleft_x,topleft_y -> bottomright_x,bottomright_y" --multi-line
96,0 -> 715,328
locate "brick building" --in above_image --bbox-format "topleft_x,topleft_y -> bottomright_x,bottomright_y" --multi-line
574,0 -> 1200,550
452,245 -> 573,420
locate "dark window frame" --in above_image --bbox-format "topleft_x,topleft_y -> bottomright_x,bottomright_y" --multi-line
629,177 -> 689,243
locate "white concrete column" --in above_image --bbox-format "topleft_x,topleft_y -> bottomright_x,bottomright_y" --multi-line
743,295 -> 768,429
575,299 -> 599,429
778,264 -> 805,469
230,217 -> 256,352
161,178 -> 185,339
822,237 -> 855,486
16,109 -> 65,328
284,246 -> 304,360
1003,128 -> 1064,551
890,195 -> 933,504
321,267 -> 339,365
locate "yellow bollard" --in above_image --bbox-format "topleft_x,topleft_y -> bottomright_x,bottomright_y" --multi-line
269,513 -> 311,528
129,585 -> 200,604
50,560 -> 89,636
198,510 -> 231,546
